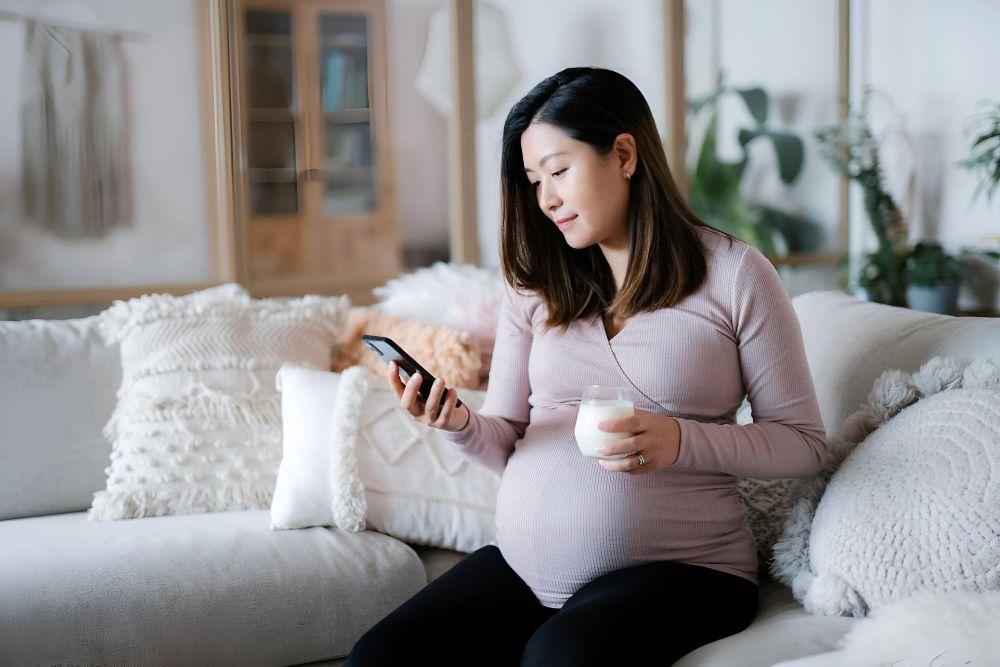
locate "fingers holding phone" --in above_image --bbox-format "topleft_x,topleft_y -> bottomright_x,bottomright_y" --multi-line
422,374 -> 457,428
386,359 -> 406,395
386,361 -> 469,432
368,335 -> 468,431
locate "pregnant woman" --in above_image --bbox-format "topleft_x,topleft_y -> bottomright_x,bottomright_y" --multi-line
346,66 -> 827,666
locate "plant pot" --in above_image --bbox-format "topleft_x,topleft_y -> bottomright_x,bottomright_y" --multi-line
906,282 -> 960,315
856,285 -> 894,305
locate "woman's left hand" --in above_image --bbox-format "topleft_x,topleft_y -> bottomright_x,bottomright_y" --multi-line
595,409 -> 681,474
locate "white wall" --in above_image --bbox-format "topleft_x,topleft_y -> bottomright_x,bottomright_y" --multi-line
705,0 -> 842,297
386,0 -> 450,264
850,0 -> 1000,308
0,0 -> 212,291
473,0 -> 667,267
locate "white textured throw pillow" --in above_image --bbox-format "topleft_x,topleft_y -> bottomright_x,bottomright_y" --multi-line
90,286 -> 350,520
772,357 -> 1000,617
271,365 -> 499,553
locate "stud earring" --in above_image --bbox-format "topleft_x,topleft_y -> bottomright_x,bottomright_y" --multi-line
624,171 -> 631,180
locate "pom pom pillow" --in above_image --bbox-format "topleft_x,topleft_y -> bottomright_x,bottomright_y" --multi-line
271,365 -> 499,553
772,356 -> 1000,617
90,286 -> 350,520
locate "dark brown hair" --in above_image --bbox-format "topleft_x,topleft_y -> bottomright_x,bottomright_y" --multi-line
500,66 -> 732,329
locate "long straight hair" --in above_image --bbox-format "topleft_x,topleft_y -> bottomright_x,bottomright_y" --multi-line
499,67 -> 732,329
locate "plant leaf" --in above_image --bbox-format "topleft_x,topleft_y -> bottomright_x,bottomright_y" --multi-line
971,130 -> 1000,147
692,110 -> 744,200
738,129 -> 804,183
734,87 -> 768,125
687,89 -> 722,116
753,204 -> 823,253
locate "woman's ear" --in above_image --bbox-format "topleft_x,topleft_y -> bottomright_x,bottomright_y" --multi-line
613,133 -> 638,177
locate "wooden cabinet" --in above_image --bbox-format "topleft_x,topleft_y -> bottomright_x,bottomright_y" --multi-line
232,0 -> 399,303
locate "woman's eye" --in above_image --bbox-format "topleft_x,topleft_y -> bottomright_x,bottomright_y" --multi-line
528,169 -> 565,189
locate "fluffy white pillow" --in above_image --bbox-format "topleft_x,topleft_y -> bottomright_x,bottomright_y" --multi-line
90,286 -> 350,520
772,356 -> 1000,617
836,590 -> 1000,666
271,365 -> 499,553
372,262 -> 503,386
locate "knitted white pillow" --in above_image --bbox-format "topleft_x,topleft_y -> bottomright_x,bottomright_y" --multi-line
772,356 -> 1000,617
271,365 -> 499,553
89,285 -> 350,520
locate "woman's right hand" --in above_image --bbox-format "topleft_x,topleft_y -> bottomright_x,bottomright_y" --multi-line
386,360 -> 470,432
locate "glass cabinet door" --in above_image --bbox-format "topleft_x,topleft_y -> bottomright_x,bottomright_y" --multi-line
243,10 -> 299,215
316,13 -> 377,215
235,0 -> 399,299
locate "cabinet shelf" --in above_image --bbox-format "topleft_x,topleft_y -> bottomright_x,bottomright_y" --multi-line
323,165 -> 372,182
246,33 -> 292,47
249,108 -> 295,122
324,108 -> 369,123
249,168 -> 298,183
321,34 -> 367,50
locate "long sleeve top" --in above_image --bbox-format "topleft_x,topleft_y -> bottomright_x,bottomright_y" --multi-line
438,227 -> 828,609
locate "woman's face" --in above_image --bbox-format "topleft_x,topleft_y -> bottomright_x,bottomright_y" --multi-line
521,123 -> 635,251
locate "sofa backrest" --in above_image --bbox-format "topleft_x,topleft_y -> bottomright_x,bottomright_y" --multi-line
793,290 -> 1000,439
0,316 -> 121,520
3,289 -> 998,520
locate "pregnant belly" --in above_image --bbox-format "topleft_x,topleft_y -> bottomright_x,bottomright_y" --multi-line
494,435 -> 753,603
494,439 -> 657,597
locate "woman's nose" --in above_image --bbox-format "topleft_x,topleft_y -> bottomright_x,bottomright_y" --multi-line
539,181 -> 562,211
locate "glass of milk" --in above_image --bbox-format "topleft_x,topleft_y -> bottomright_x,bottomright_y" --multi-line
574,385 -> 635,459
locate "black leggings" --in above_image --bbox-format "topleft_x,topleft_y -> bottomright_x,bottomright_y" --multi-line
345,545 -> 758,667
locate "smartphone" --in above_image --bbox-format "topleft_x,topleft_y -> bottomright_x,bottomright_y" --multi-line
361,334 -> 463,409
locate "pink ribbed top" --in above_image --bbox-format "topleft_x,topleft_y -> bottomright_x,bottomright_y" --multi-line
439,228 -> 827,609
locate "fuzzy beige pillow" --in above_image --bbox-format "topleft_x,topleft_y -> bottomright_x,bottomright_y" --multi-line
332,308 -> 481,389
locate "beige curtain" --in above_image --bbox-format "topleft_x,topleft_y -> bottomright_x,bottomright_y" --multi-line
21,20 -> 130,239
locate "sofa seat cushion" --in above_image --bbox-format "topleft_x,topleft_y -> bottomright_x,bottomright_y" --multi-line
0,510 -> 426,666
410,544 -> 468,582
304,575 -> 858,667
673,576 -> 857,667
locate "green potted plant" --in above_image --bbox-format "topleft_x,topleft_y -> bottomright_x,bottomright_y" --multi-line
686,75 -> 822,258
959,100 -> 1000,207
904,242 -> 966,315
953,100 -> 1000,312
815,98 -> 909,306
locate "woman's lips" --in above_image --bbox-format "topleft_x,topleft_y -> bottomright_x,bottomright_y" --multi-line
555,215 -> 577,230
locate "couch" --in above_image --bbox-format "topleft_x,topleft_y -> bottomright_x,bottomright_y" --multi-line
2,289 -> 998,666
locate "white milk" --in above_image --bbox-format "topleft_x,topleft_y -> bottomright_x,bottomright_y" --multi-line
574,399 -> 635,459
